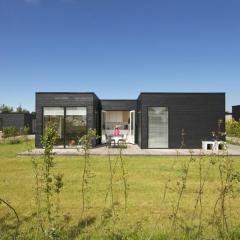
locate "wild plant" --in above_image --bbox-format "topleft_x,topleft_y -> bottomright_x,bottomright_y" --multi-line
118,141 -> 128,212
20,126 -> 30,142
78,128 -> 99,222
163,129 -> 186,202
148,129 -> 187,240
30,121 -> 64,239
211,149 -> 240,239
170,150 -> 195,234
32,157 -> 44,237
0,197 -> 20,240
41,122 -> 58,230
105,145 -> 115,214
54,173 -> 64,229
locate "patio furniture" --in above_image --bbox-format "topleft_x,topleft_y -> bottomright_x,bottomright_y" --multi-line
108,134 -> 124,148
118,133 -> 128,147
105,134 -> 115,147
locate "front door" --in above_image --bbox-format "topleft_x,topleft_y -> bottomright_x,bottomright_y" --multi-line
129,110 -> 135,144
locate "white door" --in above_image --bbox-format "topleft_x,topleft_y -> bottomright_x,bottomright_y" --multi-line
129,110 -> 135,144
101,111 -> 107,143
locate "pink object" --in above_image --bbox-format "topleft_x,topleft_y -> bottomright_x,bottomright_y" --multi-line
114,127 -> 119,136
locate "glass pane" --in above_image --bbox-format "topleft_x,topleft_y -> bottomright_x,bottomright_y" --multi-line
44,107 -> 64,116
66,107 -> 87,146
66,107 -> 86,116
148,107 -> 168,148
43,107 -> 64,147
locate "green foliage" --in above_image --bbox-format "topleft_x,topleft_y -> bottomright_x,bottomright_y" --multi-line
0,104 -> 13,113
20,126 -> 30,136
78,128 -> 99,221
226,119 -> 240,138
16,105 -> 29,113
39,121 -> 64,238
2,138 -> 240,239
41,122 -> 58,155
78,128 -> 99,153
3,126 -> 18,138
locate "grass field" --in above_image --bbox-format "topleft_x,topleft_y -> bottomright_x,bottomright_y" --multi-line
1,140 -> 240,239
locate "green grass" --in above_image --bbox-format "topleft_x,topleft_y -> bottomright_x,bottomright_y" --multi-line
1,140 -> 240,239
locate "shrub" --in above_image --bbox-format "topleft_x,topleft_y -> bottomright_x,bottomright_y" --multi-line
226,119 -> 240,138
0,104 -> 13,113
2,126 -> 18,138
20,126 -> 30,136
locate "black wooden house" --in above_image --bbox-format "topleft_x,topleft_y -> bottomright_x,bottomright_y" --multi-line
35,92 -> 225,149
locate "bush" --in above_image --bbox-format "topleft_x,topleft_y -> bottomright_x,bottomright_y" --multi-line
20,126 -> 30,136
226,119 -> 240,138
2,126 -> 18,138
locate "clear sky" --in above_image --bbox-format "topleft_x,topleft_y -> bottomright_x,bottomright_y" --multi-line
0,0 -> 239,112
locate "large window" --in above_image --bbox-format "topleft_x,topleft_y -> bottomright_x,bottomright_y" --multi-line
148,107 -> 168,148
43,107 -> 64,146
43,106 -> 87,148
66,107 -> 87,146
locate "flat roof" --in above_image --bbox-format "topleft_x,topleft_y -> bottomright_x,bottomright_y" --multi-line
35,92 -> 225,101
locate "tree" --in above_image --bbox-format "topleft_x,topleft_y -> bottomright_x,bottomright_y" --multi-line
16,105 -> 29,113
0,104 -> 13,113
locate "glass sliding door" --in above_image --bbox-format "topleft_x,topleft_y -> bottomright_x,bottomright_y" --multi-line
129,110 -> 135,143
65,107 -> 87,147
148,107 -> 168,148
101,110 -> 107,143
43,107 -> 64,147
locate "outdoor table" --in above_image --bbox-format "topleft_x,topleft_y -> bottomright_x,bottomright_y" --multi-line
108,134 -> 124,146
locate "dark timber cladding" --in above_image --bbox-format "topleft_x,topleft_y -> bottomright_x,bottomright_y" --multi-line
0,113 -> 32,132
138,93 -> 225,149
232,105 -> 240,121
35,92 -> 100,148
36,92 -> 225,149
101,100 -> 137,111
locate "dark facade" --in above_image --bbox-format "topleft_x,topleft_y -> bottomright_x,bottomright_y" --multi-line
101,100 -> 137,111
35,92 -> 225,149
35,92 -> 100,148
232,105 -> 240,121
138,93 -> 225,149
0,113 -> 32,132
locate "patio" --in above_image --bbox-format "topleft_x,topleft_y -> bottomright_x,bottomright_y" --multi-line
18,143 -> 240,156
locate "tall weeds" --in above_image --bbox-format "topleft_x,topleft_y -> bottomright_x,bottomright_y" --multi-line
78,128 -> 99,223
31,121 -> 64,239
118,142 -> 128,212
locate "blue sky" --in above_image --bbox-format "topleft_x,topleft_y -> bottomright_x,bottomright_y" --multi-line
0,0 -> 239,112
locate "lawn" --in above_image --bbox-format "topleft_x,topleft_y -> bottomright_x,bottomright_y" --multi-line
1,140 -> 240,239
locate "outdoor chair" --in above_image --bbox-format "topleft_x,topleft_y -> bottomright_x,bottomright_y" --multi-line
105,134 -> 115,147
118,133 -> 128,147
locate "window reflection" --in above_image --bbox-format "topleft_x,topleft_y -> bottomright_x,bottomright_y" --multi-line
66,107 -> 87,146
148,107 -> 168,148
43,107 -> 87,148
43,107 -> 64,147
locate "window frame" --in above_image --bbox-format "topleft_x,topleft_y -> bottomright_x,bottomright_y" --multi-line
42,106 -> 88,148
